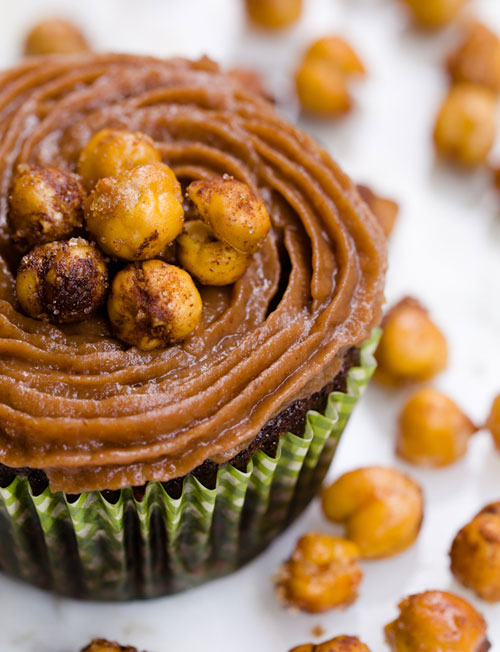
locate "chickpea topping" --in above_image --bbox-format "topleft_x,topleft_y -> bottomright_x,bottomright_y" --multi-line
384,590 -> 490,651
8,164 -> 85,251
357,184 -> 399,238
399,0 -> 468,29
85,162 -> 184,261
290,636 -> 371,652
77,129 -> 162,190
276,532 -> 362,613
16,238 -> 108,324
245,0 -> 302,30
81,640 -> 140,652
322,467 -> 423,559
398,387 -> 477,467
296,58 -> 352,117
187,177 -> 270,254
177,220 -> 250,286
434,84 -> 498,167
24,18 -> 89,56
486,393 -> 500,451
450,502 -> 500,603
447,22 -> 500,94
375,297 -> 448,386
107,260 -> 202,350
305,37 -> 366,77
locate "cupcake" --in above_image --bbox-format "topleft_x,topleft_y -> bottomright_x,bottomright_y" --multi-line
0,54 -> 386,600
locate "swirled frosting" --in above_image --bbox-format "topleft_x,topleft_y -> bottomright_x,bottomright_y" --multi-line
0,54 -> 386,493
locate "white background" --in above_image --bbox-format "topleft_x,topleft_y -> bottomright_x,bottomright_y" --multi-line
0,0 -> 499,650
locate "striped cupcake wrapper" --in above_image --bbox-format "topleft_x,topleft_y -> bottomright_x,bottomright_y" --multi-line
0,329 -> 380,601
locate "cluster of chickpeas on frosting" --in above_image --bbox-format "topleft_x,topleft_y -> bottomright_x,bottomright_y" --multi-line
9,129 -> 271,350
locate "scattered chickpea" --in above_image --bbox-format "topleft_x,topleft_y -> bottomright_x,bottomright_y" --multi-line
8,164 -> 85,251
77,129 -> 162,190
16,238 -> 108,324
177,220 -> 250,285
398,387 -> 477,467
434,84 -> 498,167
107,260 -> 202,350
450,502 -> 500,603
245,0 -> 302,30
357,184 -> 399,238
305,36 -> 366,77
486,393 -> 500,451
322,467 -> 423,559
399,0 -> 468,29
290,636 -> 371,652
447,22 -> 500,94
85,162 -> 184,261
276,532 -> 363,613
81,640 -> 140,652
384,590 -> 490,651
375,297 -> 448,386
187,177 -> 270,254
23,18 -> 89,56
295,58 -> 352,117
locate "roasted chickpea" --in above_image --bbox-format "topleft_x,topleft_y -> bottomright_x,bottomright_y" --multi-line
290,636 -> 371,652
107,260 -> 202,350
375,297 -> 448,386
24,18 -> 89,56
81,640 -> 139,652
16,238 -> 108,324
399,0 -> 468,29
322,467 -> 423,559
447,22 -> 500,94
450,502 -> 500,602
85,162 -> 184,261
305,36 -> 366,77
434,84 -> 498,167
245,0 -> 302,30
398,387 -> 477,467
357,184 -> 399,238
296,58 -> 352,117
486,393 -> 500,451
187,177 -> 270,254
385,590 -> 490,651
177,220 -> 250,286
8,164 -> 85,251
77,129 -> 162,190
276,532 -> 362,613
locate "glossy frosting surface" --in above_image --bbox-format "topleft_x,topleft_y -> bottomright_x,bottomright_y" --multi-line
0,54 -> 386,492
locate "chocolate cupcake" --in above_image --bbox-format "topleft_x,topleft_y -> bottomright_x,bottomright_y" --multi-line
0,54 -> 386,600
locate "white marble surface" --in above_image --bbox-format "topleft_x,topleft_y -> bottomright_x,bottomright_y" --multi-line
0,0 -> 499,650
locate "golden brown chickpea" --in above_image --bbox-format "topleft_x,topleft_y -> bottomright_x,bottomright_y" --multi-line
187,177 -> 270,254
85,162 -> 184,261
322,467 -> 423,559
305,37 -> 366,77
81,640 -> 140,652
16,238 -> 108,324
290,635 -> 371,652
399,0 -> 468,29
398,387 -> 477,467
384,590 -> 490,651
486,393 -> 500,451
434,84 -> 498,167
8,164 -> 85,251
245,0 -> 302,30
296,58 -> 352,117
177,220 -> 250,286
450,502 -> 500,603
447,22 -> 500,94
77,129 -> 162,190
357,184 -> 399,238
375,297 -> 448,386
276,532 -> 362,613
107,260 -> 202,350
24,18 -> 89,56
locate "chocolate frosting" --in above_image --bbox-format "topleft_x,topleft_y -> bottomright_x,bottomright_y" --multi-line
0,54 -> 386,492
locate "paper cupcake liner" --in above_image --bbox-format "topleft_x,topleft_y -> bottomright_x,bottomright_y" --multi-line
0,330 -> 380,601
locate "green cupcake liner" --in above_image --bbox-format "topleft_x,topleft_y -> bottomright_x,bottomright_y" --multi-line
0,329 -> 380,601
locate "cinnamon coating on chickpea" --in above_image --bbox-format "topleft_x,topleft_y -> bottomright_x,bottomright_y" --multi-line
322,467 -> 423,559
290,636 -> 371,652
276,533 -> 363,613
